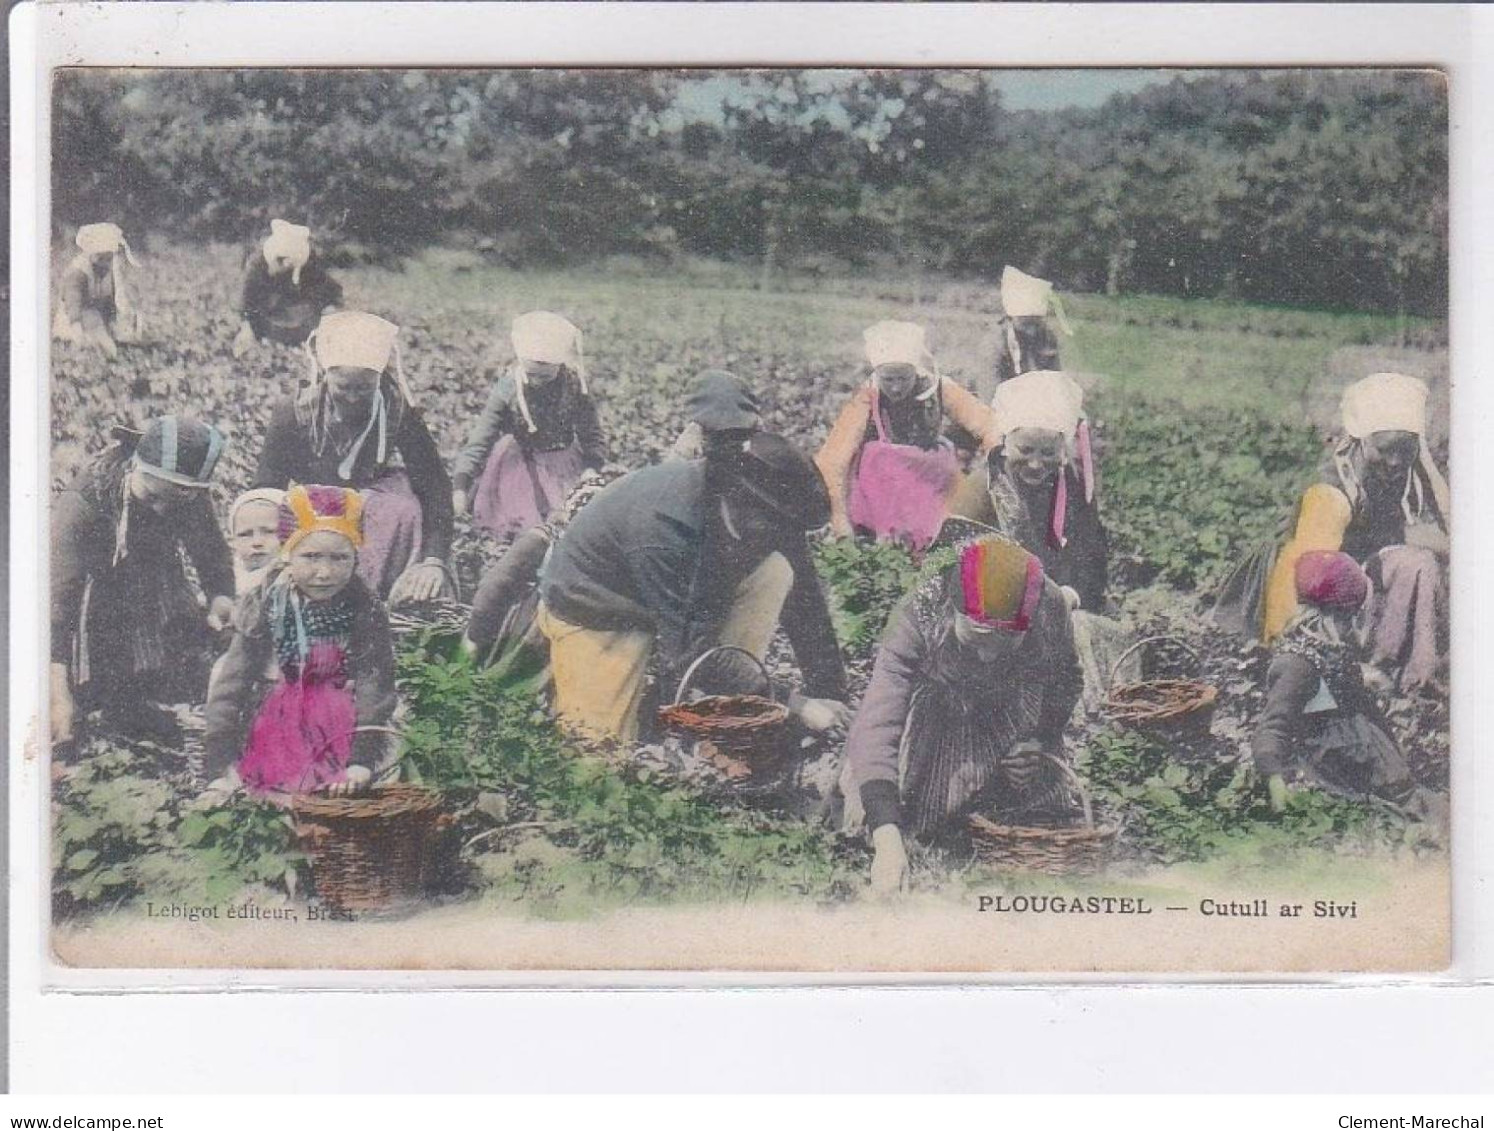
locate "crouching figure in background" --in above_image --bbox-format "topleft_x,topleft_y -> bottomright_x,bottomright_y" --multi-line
254,311 -> 455,605
842,536 -> 1083,896
947,370 -> 1121,712
53,222 -> 144,358
817,321 -> 999,552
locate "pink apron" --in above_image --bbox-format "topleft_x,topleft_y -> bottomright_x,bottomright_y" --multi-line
473,435 -> 585,543
846,389 -> 959,552
238,642 -> 357,794
357,470 -> 424,599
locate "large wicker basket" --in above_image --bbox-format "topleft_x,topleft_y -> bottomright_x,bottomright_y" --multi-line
291,783 -> 452,913
1103,635 -> 1218,738
656,646 -> 790,776
967,756 -> 1117,875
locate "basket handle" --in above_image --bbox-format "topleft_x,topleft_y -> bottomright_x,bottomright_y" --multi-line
673,645 -> 774,706
298,725 -> 407,795
1039,752 -> 1094,830
1106,634 -> 1204,693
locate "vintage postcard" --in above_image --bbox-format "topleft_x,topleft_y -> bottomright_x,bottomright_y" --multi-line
39,64 -> 1451,976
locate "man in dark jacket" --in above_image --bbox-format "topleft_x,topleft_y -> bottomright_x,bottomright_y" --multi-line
537,433 -> 850,744
51,415 -> 236,746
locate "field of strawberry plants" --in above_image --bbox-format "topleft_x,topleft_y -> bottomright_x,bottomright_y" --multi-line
48,239 -> 1451,920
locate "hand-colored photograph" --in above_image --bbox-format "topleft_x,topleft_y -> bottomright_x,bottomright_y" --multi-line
45,67 -> 1450,974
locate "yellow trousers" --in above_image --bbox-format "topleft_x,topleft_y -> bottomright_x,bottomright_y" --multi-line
538,552 -> 793,744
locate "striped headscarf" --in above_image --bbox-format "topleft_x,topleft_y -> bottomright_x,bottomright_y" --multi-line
957,536 -> 1043,632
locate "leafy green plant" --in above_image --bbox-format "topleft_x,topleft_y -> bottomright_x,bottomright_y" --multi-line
394,637 -> 866,913
1077,725 -> 1409,865
173,801 -> 306,903
812,538 -> 957,662
52,749 -> 178,912
1093,395 -> 1324,591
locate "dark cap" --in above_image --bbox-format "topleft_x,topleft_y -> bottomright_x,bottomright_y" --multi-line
687,369 -> 762,433
135,415 -> 225,487
724,432 -> 830,531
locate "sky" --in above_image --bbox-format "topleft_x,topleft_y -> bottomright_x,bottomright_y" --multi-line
986,69 -> 1174,111
668,68 -> 1182,130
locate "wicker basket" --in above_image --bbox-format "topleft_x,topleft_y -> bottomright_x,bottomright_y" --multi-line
656,646 -> 790,774
967,755 -> 1117,875
291,783 -> 452,913
1103,635 -> 1218,738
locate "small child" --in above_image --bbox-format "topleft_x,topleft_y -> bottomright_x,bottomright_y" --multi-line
228,487 -> 286,595
1252,550 -> 1414,812
205,484 -> 397,797
451,311 -> 607,543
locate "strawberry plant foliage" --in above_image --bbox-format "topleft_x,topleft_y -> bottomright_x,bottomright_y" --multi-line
395,632 -> 865,911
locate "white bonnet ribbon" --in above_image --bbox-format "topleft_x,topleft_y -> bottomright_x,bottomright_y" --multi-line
1333,440 -> 1365,511
915,363 -> 942,402
112,474 -> 133,567
339,390 -> 387,480
302,330 -> 321,388
513,362 -> 538,434
1414,437 -> 1451,526
575,336 -> 589,396
390,341 -> 413,405
110,255 -> 132,321
1050,292 -> 1074,337
1005,321 -> 1023,374
118,237 -> 140,269
1076,418 -> 1095,503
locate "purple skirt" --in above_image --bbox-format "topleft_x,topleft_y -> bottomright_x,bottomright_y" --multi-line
358,470 -> 424,599
473,435 -> 585,543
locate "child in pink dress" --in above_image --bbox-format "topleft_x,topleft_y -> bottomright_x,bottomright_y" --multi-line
204,484 -> 397,797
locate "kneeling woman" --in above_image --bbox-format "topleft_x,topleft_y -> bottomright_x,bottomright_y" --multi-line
54,222 -> 143,358
451,311 -> 607,543
1252,550 -> 1415,812
254,311 -> 454,604
1215,372 -> 1448,692
205,485 -> 397,797
817,321 -> 1000,551
843,536 -> 1083,894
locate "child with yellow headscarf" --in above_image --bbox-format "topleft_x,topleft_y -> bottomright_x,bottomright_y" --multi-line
204,484 -> 397,798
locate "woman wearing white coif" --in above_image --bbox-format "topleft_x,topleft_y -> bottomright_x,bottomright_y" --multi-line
451,310 -> 607,543
992,266 -> 1072,394
252,311 -> 454,605
1216,372 -> 1449,693
946,370 -> 1126,713
232,220 -> 344,355
53,223 -> 143,358
816,320 -> 1000,552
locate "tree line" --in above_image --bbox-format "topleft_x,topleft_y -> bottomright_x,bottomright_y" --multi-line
52,67 -> 1447,315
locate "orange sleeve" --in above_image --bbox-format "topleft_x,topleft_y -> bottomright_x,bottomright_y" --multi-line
815,385 -> 873,535
1263,483 -> 1353,642
941,377 -> 1002,453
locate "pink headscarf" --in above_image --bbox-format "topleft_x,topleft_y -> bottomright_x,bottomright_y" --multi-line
1295,551 -> 1369,611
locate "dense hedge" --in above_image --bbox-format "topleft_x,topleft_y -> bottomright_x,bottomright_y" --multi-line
53,68 -> 1446,314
